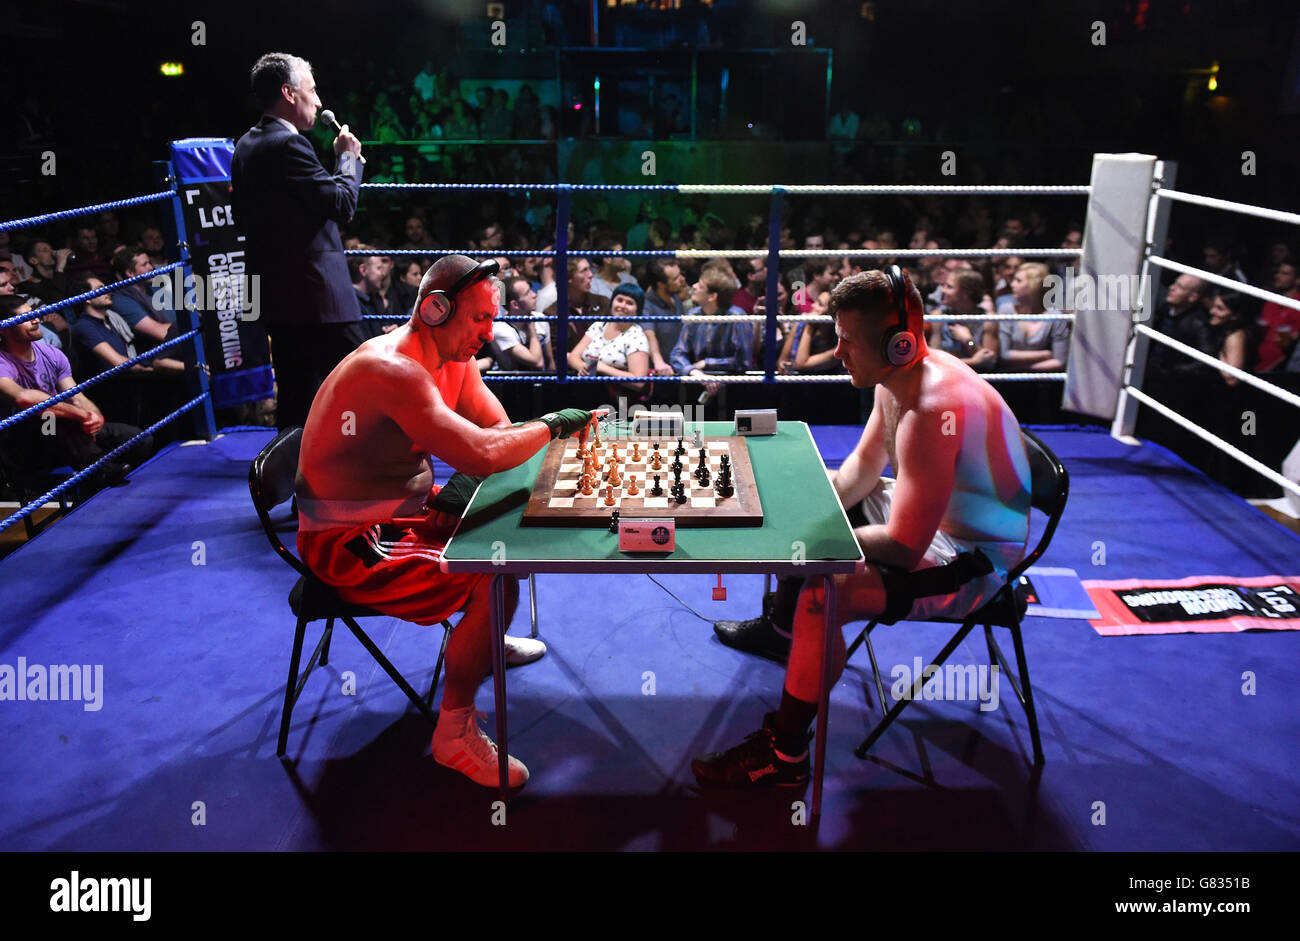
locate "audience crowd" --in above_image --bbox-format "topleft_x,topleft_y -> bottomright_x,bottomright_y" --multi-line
3,191 -> 1298,505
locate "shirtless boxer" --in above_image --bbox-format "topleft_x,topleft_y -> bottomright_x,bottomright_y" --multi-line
296,254 -> 593,788
694,267 -> 1032,788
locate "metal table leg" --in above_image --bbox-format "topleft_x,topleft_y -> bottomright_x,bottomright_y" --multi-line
812,574 -> 837,818
490,573 -> 510,796
528,573 -> 538,639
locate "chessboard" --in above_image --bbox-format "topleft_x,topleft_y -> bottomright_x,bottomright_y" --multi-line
522,434 -> 763,527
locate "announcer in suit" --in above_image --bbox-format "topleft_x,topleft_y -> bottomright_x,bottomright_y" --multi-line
232,52 -> 365,429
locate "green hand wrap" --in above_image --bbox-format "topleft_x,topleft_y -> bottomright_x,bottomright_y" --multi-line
538,407 -> 594,440
430,472 -> 484,518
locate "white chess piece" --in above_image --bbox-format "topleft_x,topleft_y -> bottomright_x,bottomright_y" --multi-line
692,428 -> 703,449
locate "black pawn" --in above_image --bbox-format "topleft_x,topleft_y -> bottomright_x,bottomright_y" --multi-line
650,474 -> 663,496
609,509 -> 620,533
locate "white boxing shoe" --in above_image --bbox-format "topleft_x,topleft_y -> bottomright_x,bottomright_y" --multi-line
432,707 -> 529,788
504,634 -> 547,667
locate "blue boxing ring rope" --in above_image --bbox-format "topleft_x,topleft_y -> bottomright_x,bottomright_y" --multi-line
0,176 -> 1087,534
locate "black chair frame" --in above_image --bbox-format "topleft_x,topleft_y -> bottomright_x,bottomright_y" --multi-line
249,427 -> 452,758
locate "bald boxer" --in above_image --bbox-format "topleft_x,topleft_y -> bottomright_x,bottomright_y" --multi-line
296,255 -> 592,788
695,268 -> 1032,788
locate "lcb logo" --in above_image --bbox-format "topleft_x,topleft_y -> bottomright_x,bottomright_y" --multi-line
652,526 -> 670,545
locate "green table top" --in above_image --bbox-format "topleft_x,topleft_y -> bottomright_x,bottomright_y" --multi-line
440,421 -> 863,575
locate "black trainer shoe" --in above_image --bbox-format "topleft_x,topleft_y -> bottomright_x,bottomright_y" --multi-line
691,712 -> 810,789
713,592 -> 791,664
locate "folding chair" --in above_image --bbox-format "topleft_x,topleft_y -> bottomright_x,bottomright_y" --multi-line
846,428 -> 1069,766
248,427 -> 452,758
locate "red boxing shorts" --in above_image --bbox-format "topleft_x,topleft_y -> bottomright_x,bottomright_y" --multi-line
297,507 -> 485,627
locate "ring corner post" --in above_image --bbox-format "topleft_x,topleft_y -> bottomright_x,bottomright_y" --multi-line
1068,153 -> 1159,432
156,158 -> 216,441
1112,158 -> 1178,441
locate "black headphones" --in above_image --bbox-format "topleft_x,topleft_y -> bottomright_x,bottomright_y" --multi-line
881,264 -> 919,367
417,258 -> 501,327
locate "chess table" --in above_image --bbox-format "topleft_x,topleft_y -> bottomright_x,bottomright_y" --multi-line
441,421 -> 864,816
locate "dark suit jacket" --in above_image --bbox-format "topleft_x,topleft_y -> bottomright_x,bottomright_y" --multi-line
231,115 -> 363,326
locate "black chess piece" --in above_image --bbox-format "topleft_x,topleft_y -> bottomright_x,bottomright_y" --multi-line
697,466 -> 711,487
671,456 -> 683,475
715,468 -> 733,497
675,437 -> 684,456
650,474 -> 663,496
673,484 -> 687,505
609,509 -> 620,533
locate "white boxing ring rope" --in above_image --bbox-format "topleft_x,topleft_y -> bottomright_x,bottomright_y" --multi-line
1114,183 -> 1300,494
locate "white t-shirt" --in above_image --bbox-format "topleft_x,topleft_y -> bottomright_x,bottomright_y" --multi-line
582,321 -> 648,370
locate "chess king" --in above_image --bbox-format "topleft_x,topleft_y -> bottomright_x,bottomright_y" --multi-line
693,267 -> 1032,789
295,254 -> 594,788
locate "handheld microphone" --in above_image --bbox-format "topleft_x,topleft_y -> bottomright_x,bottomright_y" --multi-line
319,109 -> 366,164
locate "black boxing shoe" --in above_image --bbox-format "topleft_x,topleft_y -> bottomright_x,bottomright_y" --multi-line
691,712 -> 810,790
713,592 -> 792,664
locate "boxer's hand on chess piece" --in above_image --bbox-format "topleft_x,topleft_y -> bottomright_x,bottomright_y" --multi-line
537,407 -> 595,440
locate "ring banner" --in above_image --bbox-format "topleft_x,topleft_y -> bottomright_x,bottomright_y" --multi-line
169,138 -> 274,408
1082,574 -> 1300,636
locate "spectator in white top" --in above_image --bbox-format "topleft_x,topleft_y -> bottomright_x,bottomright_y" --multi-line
567,283 -> 650,395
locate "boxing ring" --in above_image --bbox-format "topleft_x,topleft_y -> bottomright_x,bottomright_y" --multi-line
1,153 -> 1298,851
